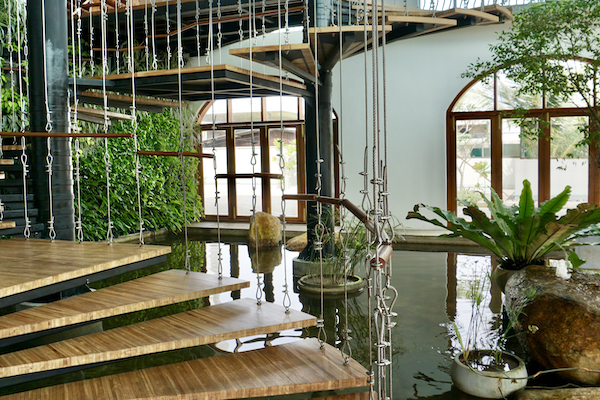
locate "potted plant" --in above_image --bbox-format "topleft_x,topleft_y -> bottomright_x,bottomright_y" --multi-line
448,258 -> 530,399
407,180 -> 600,285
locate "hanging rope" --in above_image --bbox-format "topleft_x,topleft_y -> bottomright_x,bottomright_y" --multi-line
127,0 -> 145,246
208,0 -> 224,280
71,0 -> 84,242
101,0 -> 114,244
41,0 -> 56,241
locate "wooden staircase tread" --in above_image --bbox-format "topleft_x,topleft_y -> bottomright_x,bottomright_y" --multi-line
229,44 -> 318,81
0,269 -> 249,340
0,298 -> 315,378
0,338 -> 369,399
1,145 -> 23,152
75,106 -> 134,121
386,15 -> 457,26
0,160 -> 14,166
436,7 -> 499,23
0,221 -> 15,230
0,238 -> 171,299
0,172 -> 4,180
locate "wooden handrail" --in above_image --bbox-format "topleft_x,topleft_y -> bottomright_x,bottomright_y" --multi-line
137,150 -> 214,159
215,173 -> 283,179
0,131 -> 133,138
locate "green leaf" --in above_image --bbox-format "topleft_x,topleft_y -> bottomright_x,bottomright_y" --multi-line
518,180 -> 535,221
568,251 -> 585,270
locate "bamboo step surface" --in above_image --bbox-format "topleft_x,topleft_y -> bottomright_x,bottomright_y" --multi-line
0,222 -> 15,230
0,338 -> 369,399
0,239 -> 171,299
0,299 -> 315,378
0,269 -> 249,340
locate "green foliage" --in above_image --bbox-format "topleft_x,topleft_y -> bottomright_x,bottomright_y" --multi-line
78,109 -> 203,240
463,0 -> 600,153
407,179 -> 600,270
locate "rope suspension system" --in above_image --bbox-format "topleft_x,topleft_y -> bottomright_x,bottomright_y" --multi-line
278,0 -> 291,314
41,0 -> 56,241
90,1 -> 95,75
144,0 -> 150,70
71,0 -> 84,242
176,0 -> 191,272
217,0 -> 222,62
248,0 -> 264,306
208,0 -> 224,280
195,0 -> 201,66
166,1 -> 172,69
115,2 -> 121,74
151,0 -> 158,70
312,0 -> 326,348
101,0 -> 114,245
127,0 -> 145,246
337,0 -> 352,366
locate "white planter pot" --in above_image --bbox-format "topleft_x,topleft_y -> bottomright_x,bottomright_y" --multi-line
450,350 -> 528,399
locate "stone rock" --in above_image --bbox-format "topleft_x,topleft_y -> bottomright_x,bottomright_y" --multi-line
248,212 -> 282,249
505,265 -> 600,385
515,388 -> 600,400
285,232 -> 341,252
248,245 -> 282,274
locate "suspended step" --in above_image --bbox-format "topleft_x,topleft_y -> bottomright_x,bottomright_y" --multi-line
0,269 -> 249,346
436,8 -> 499,26
0,338 -> 369,399
77,91 -> 183,113
0,221 -> 16,230
88,65 -> 308,101
0,239 -> 171,308
1,145 -> 23,152
0,299 -> 315,385
482,4 -> 514,22
385,15 -> 457,40
0,160 -> 14,166
229,44 -> 318,84
0,172 -> 4,180
308,25 -> 392,73
72,105 -> 134,125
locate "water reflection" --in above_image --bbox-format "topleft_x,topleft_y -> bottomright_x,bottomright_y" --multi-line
198,240 -> 506,400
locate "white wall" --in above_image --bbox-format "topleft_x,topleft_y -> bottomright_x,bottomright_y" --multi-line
331,23 -> 508,229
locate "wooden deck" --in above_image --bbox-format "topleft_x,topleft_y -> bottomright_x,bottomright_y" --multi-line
0,298 -> 315,379
0,269 -> 249,340
0,339 -> 369,399
0,239 -> 171,300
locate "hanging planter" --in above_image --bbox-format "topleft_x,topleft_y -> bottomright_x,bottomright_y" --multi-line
450,350 -> 527,399
297,274 -> 365,298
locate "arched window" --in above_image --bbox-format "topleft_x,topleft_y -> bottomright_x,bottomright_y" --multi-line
447,60 -> 598,215
198,96 -> 307,222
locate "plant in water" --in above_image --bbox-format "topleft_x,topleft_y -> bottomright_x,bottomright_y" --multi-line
407,179 -> 600,270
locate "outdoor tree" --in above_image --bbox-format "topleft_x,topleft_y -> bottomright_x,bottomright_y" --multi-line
463,0 -> 600,161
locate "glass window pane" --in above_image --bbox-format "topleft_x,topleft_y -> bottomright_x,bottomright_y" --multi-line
545,60 -> 593,109
551,116 -> 588,207
235,129 -> 262,216
497,72 -> 542,110
456,119 -> 492,217
201,100 -> 227,124
202,130 -> 228,215
265,96 -> 299,121
269,127 -> 298,218
453,80 -> 494,112
231,98 -> 262,123
502,119 -> 538,207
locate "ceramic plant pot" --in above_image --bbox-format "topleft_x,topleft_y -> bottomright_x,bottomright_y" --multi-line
450,350 -> 527,399
297,274 -> 365,297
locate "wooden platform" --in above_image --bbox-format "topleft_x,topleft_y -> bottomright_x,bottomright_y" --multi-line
0,160 -> 13,166
82,64 -> 309,101
1,145 -> 23,152
0,172 -> 4,180
0,299 -> 315,379
0,269 -> 249,341
0,239 -> 171,301
0,222 -> 15,230
436,8 -> 499,24
308,25 -> 392,71
0,339 -> 369,399
230,43 -> 318,83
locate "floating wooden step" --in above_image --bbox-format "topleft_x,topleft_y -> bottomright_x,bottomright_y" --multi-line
0,269 -> 249,342
230,43 -> 318,83
1,338 -> 369,399
1,145 -> 23,152
308,25 -> 392,71
0,239 -> 171,307
0,221 -> 15,230
0,172 -> 4,180
385,15 -> 458,40
436,8 -> 499,25
75,105 -> 134,121
0,299 -> 315,380
482,4 -> 513,22
0,159 -> 14,166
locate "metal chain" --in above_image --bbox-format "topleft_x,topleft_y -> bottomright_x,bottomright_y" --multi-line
166,1 -> 172,69
195,0 -> 201,66
209,0 -> 224,279
144,0 -> 150,70
71,0 -> 84,242
90,5 -> 95,75
217,0 -> 222,62
115,2 -> 120,74
21,136 -> 30,238
16,0 -> 25,132
8,0 -> 16,133
76,0 -> 82,77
